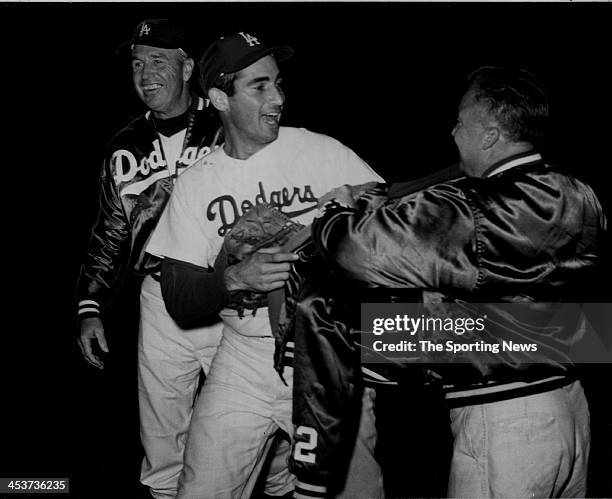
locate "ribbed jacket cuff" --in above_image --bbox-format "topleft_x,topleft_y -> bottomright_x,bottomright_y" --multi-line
294,480 -> 328,498
78,300 -> 101,320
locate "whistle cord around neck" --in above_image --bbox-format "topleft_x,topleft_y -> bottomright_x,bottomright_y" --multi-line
151,97 -> 198,181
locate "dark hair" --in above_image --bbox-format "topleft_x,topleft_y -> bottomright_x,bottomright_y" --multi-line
210,72 -> 237,96
467,66 -> 549,147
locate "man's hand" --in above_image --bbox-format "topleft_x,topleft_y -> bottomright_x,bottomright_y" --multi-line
318,184 -> 357,209
224,247 -> 299,293
78,316 -> 109,369
318,181 -> 379,210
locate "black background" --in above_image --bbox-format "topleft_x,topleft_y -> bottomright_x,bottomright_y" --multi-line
2,2 -> 611,498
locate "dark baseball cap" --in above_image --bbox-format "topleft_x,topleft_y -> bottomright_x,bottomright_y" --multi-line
116,18 -> 193,57
199,31 -> 294,93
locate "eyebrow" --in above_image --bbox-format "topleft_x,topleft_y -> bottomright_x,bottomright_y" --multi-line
247,76 -> 272,86
132,51 -> 169,61
246,72 -> 282,85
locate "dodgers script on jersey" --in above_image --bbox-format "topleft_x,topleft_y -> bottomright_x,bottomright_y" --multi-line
207,180 -> 317,237
147,126 -> 383,336
113,134 -> 213,197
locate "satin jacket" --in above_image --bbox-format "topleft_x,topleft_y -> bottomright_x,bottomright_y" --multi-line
76,96 -> 221,319
281,153 -> 606,493
313,153 -> 606,379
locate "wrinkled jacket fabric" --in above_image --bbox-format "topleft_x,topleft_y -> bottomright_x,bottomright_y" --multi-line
279,156 -> 606,490
76,97 -> 220,316
275,165 -> 463,492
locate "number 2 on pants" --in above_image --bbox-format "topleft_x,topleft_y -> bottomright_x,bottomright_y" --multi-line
294,426 -> 318,463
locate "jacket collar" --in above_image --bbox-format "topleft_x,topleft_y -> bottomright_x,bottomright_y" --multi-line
482,150 -> 544,178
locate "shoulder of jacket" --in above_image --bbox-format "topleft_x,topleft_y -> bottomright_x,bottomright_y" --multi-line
406,179 -> 470,202
106,112 -> 151,149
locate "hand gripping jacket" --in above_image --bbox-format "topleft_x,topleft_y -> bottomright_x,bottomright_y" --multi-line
274,157 -> 607,495
77,96 -> 221,320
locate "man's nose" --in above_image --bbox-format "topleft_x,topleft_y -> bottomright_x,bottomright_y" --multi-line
268,85 -> 284,106
142,61 -> 156,76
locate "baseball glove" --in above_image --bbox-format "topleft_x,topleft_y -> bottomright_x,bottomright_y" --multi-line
214,203 -> 306,318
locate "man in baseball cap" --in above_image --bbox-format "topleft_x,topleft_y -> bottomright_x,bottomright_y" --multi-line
148,30 -> 385,499
77,17 -> 222,499
117,18 -> 193,57
118,18 -> 196,118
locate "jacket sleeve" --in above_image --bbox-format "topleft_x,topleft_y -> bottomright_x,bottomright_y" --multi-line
312,182 -> 479,292
160,257 -> 231,329
76,154 -> 131,320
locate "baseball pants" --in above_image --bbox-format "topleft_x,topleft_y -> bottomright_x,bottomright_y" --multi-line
177,325 -> 383,499
138,275 -> 223,499
447,380 -> 590,498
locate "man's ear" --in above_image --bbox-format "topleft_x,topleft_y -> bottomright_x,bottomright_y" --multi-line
182,57 -> 194,82
208,87 -> 229,112
482,126 -> 500,150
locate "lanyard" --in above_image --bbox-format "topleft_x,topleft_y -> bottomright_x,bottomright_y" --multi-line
151,97 -> 199,183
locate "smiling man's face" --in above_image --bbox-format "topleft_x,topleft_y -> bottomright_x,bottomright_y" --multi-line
131,44 -> 193,119
223,55 -> 285,153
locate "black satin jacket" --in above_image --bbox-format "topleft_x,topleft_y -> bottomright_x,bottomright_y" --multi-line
313,156 -> 606,379
76,97 -> 221,318
282,155 -> 606,491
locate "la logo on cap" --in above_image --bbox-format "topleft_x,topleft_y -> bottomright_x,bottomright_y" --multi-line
238,32 -> 260,47
139,23 -> 151,37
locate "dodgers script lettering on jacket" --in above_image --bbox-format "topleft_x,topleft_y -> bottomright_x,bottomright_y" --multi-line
112,139 -> 212,195
207,181 -> 318,236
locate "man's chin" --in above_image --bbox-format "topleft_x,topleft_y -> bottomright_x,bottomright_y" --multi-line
141,94 -> 166,111
262,127 -> 280,143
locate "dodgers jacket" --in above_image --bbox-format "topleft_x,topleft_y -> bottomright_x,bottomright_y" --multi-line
279,153 -> 606,495
273,165 -> 463,496
76,96 -> 221,320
